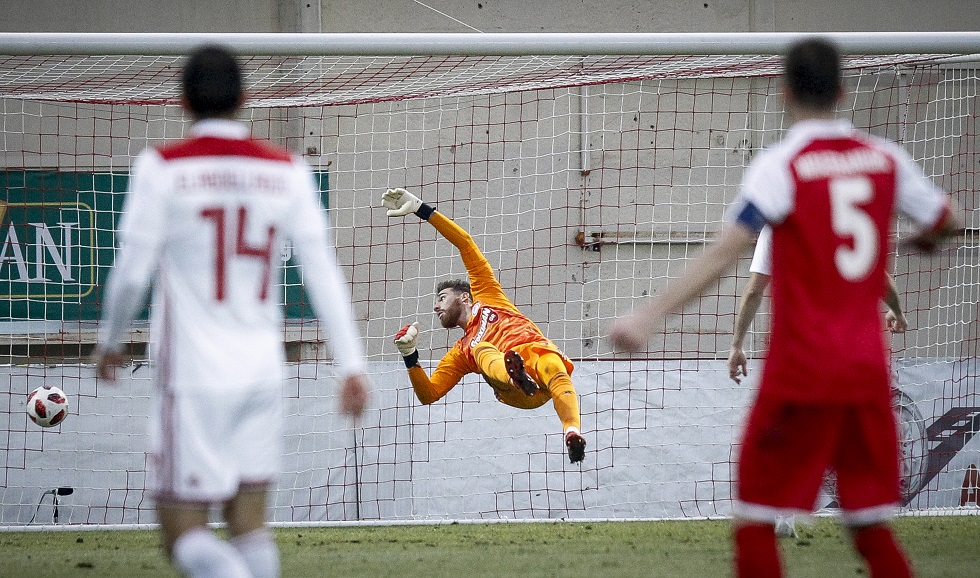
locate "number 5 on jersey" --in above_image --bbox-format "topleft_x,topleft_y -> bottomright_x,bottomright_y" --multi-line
830,175 -> 879,282
200,205 -> 276,302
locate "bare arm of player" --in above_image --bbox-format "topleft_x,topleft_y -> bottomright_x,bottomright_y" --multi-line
95,350 -> 125,381
610,223 -> 757,353
728,264 -> 905,382
882,272 -> 908,334
728,272 -> 771,383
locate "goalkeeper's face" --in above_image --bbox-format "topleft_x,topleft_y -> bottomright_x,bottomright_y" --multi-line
434,288 -> 470,329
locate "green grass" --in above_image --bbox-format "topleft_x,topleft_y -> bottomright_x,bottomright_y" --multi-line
1,516 -> 976,577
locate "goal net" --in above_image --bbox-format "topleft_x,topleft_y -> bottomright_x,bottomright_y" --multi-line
1,33 -> 977,527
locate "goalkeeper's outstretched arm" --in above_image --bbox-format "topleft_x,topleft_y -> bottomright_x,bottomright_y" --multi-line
382,186 -> 484,262
381,187 -> 508,307
392,322 -> 464,404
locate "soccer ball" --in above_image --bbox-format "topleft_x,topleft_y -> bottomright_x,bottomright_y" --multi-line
26,385 -> 70,428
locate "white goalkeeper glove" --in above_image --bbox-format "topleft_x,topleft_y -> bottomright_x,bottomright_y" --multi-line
382,187 -> 423,217
393,322 -> 420,356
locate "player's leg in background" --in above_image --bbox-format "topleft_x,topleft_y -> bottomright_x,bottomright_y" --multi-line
773,514 -> 799,539
529,351 -> 580,431
160,502 -> 251,578
225,385 -> 283,578
835,402 -> 912,578
848,522 -> 912,578
733,518 -> 781,578
732,398 -> 835,578
225,485 -> 280,578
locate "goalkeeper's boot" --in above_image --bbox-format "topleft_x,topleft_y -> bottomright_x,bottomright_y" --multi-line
504,350 -> 539,396
565,430 -> 587,463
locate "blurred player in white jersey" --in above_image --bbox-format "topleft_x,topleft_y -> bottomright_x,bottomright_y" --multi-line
94,45 -> 369,578
610,38 -> 961,577
728,225 -> 908,385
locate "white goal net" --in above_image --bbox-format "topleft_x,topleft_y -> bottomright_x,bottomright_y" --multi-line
1,33 -> 978,527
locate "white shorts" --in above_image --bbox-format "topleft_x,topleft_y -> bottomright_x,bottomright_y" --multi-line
147,382 -> 283,504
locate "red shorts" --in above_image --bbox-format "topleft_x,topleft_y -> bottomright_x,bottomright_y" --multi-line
736,392 -> 901,524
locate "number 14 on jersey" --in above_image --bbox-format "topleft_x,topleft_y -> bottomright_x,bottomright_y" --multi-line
199,205 -> 277,302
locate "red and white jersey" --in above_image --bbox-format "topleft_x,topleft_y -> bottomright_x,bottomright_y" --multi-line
100,120 -> 365,391
731,119 -> 949,402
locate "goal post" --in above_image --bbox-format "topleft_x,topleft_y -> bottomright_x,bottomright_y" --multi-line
2,31 -> 980,55
0,33 -> 977,528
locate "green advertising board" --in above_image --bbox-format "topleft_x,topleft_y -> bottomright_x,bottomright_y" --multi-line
1,170 -> 326,324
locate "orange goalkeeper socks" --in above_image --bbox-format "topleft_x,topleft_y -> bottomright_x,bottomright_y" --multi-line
548,374 -> 580,432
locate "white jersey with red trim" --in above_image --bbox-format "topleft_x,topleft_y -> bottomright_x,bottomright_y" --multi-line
748,225 -> 773,275
99,119 -> 365,391
730,118 -> 949,402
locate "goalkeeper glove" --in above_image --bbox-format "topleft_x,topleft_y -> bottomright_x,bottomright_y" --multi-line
382,187 -> 423,217
393,322 -> 421,368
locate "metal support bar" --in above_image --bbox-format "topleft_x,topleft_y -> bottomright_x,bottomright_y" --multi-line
575,230 -> 716,251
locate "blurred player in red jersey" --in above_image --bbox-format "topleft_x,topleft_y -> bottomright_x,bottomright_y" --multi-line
382,187 -> 586,463
729,225 -> 910,541
93,45 -> 369,578
728,225 -> 908,385
610,38 -> 962,577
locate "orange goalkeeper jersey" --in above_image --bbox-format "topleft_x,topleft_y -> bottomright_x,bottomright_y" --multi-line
409,211 -> 573,403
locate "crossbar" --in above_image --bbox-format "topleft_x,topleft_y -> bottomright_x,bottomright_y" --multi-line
1,31 -> 980,56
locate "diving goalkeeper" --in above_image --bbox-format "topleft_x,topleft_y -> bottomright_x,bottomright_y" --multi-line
382,187 -> 586,463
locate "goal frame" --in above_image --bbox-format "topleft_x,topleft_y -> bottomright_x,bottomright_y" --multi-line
1,31 -> 980,56
1,31 -> 977,528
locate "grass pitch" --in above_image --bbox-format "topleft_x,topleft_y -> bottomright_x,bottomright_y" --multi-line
1,515 -> 976,577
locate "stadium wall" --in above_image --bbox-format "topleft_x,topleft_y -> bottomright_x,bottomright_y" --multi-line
2,359 -> 977,525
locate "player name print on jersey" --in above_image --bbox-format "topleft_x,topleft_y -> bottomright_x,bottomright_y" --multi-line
793,147 -> 890,181
469,305 -> 499,347
174,170 -> 289,195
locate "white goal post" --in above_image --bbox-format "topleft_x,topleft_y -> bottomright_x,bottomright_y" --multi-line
0,32 -> 978,528
3,31 -> 980,55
